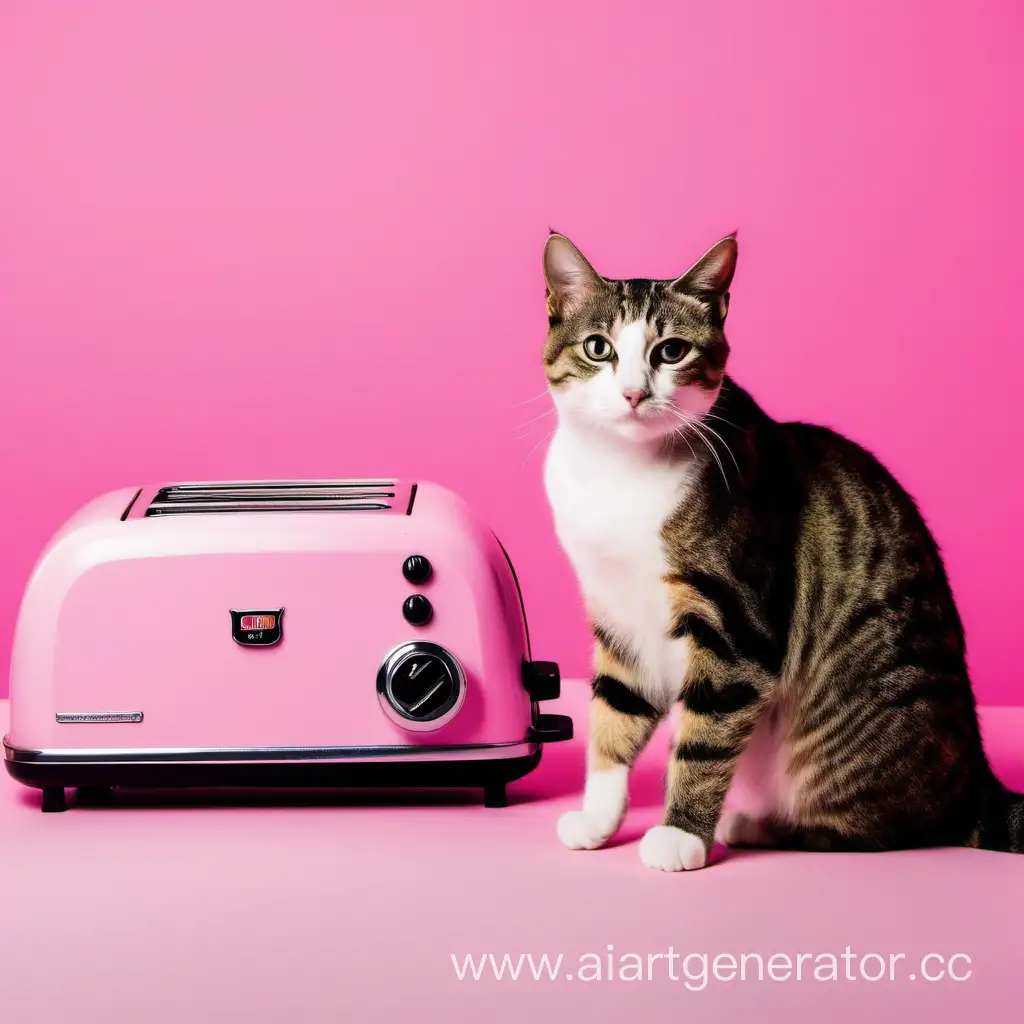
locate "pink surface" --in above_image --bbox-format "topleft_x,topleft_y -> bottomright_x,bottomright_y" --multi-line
1,688 -> 1022,1023
2,1 -> 1023,703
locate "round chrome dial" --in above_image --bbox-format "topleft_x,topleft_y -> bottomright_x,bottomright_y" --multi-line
376,641 -> 466,731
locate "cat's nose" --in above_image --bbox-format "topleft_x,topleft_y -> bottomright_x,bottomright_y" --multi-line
623,388 -> 650,410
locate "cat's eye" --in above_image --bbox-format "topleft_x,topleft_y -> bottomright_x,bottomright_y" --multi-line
582,335 -> 614,362
651,339 -> 691,366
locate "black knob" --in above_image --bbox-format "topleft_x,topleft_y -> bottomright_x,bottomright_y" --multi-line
523,661 -> 560,701
377,641 -> 466,729
402,594 -> 433,626
388,654 -> 456,720
402,555 -> 433,584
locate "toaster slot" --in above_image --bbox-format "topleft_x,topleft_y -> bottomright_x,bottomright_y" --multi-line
154,489 -> 395,503
146,501 -> 392,515
142,480 -> 413,515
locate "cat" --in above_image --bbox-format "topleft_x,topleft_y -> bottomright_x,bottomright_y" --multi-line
541,230 -> 1023,870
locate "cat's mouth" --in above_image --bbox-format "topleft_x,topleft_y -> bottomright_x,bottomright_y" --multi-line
609,404 -> 678,440
618,404 -> 665,423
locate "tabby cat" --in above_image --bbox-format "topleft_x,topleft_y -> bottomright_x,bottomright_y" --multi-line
541,231 -> 1023,870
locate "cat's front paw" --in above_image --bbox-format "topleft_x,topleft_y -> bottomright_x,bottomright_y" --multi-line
639,825 -> 708,871
557,810 -> 618,850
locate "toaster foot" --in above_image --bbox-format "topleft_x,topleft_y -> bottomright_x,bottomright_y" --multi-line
483,781 -> 508,808
41,787 -> 67,813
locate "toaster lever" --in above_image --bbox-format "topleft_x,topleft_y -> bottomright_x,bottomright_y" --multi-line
529,713 -> 574,744
522,660 -> 560,701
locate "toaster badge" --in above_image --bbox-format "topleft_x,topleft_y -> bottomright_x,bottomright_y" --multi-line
230,609 -> 284,647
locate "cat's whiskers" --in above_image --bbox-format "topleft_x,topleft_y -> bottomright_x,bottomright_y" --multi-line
704,412 -> 743,433
511,390 -> 553,407
513,406 -> 556,438
662,403 -> 742,480
688,419 -> 733,492
693,419 -> 742,479
659,406 -> 731,492
519,425 -> 557,472
670,423 -> 699,462
654,406 -> 708,471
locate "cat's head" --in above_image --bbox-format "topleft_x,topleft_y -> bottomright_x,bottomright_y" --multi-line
542,233 -> 737,443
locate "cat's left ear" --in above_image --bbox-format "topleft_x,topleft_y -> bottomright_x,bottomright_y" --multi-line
672,235 -> 738,321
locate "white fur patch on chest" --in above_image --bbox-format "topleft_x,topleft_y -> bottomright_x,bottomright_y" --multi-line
544,423 -> 693,704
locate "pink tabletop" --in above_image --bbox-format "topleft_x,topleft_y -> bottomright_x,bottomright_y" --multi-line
1,691 -> 1021,1023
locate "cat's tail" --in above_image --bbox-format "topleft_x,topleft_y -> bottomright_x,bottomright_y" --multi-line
974,781 -> 1024,853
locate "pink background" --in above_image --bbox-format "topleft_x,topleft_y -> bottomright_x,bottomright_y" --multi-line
2,0 -> 1022,702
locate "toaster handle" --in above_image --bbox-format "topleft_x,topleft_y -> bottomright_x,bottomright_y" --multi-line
522,660 -> 560,701
529,713 -> 574,744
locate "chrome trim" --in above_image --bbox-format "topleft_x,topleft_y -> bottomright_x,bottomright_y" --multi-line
56,712 -> 144,724
2,735 -> 537,765
376,641 -> 467,732
163,479 -> 397,490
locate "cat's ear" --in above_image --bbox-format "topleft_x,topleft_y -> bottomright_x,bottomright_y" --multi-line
543,233 -> 602,319
672,235 -> 738,320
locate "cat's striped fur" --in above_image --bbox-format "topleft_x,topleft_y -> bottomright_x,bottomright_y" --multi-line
542,231 -> 1023,869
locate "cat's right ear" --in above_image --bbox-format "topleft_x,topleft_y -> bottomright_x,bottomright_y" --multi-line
543,233 -> 602,320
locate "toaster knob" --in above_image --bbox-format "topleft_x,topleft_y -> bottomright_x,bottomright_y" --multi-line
523,660 -> 560,701
377,641 -> 466,731
402,555 -> 433,584
402,594 -> 433,626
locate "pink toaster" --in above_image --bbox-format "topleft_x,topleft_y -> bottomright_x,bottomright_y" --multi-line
4,479 -> 570,812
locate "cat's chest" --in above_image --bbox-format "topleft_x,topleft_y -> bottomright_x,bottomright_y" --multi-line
544,427 -> 692,689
